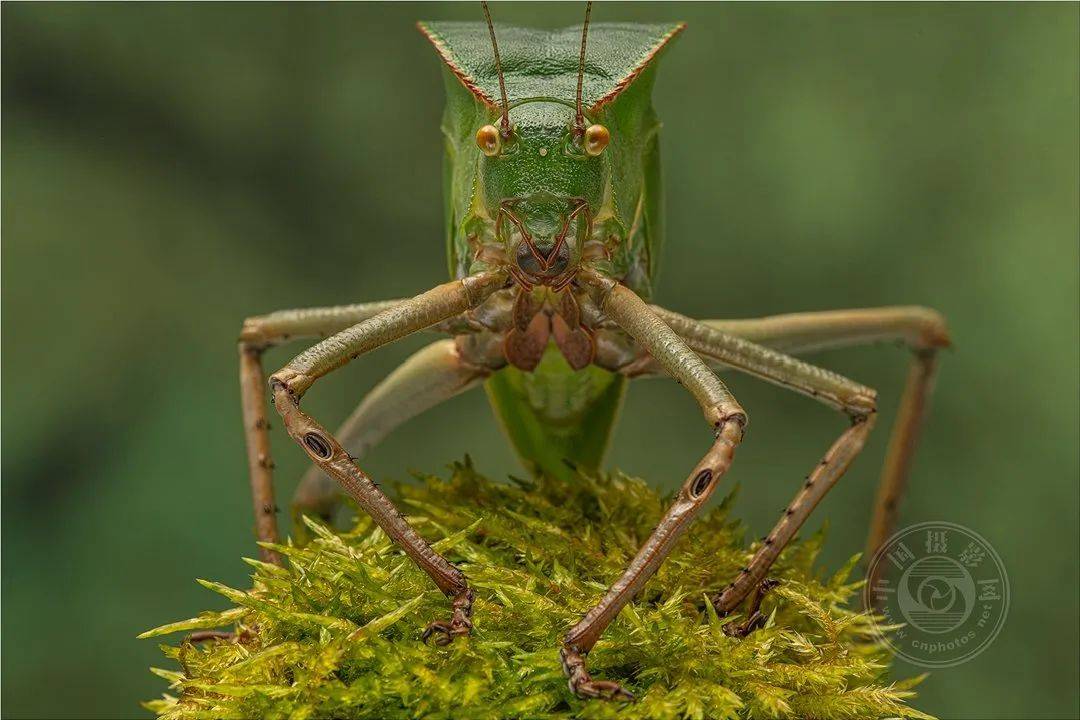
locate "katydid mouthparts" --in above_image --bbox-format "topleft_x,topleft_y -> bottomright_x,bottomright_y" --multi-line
237,2 -> 950,702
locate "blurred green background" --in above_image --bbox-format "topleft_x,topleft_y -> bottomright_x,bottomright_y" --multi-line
3,3 -> 1077,718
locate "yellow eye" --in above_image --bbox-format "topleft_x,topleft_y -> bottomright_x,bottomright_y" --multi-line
584,124 -> 610,156
476,124 -> 501,157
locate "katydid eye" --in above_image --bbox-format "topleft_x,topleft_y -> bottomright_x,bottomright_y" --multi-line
584,124 -> 610,156
476,125 -> 501,156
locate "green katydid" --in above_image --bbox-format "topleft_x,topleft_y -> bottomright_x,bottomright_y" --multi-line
237,3 -> 950,701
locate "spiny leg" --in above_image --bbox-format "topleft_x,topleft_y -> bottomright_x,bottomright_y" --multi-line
291,335 -> 505,538
682,307 -> 950,604
561,429 -> 740,700
238,346 -> 281,565
865,349 -> 940,592
182,630 -> 242,644
614,307 -> 885,632
714,415 -> 876,628
562,271 -> 747,700
238,299 -> 404,565
697,306 -> 949,356
268,271 -> 506,643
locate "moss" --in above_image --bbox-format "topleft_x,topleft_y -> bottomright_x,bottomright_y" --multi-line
142,460 -> 931,719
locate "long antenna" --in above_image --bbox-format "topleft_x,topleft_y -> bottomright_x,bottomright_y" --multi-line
481,1 -> 511,138
574,1 -> 593,136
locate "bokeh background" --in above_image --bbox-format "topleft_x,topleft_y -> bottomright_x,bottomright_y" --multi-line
3,3 -> 1077,718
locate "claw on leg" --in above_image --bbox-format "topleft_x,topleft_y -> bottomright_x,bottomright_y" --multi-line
559,644 -> 635,702
422,588 -> 474,646
718,578 -> 780,639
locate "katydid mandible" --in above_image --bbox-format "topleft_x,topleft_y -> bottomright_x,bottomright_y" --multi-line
237,4 -> 950,701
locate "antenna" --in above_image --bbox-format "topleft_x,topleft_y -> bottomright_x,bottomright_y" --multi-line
574,1 -> 593,136
481,1 -> 511,138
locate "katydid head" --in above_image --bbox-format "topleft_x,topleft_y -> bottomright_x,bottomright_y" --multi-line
419,8 -> 684,289
474,2 -> 607,287
479,103 -> 607,286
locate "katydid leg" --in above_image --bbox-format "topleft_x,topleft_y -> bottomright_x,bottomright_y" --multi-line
241,300 -> 405,348
646,307 -> 880,415
238,346 -> 281,565
238,299 -> 405,565
268,271 -> 506,643
672,307 -> 950,602
602,307 -> 884,633
561,271 -> 746,700
866,348 -> 939,592
698,306 -> 949,355
292,336 -> 505,530
713,414 -> 876,625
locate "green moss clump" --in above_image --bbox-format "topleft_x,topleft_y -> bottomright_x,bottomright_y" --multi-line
142,460 -> 930,719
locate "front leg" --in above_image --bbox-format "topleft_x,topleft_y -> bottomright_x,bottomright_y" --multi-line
561,427 -> 741,700
269,271 -> 506,643
561,271 -> 747,700
291,336 -> 505,532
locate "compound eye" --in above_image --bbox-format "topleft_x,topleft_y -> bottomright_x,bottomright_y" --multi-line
476,124 -> 502,157
584,124 -> 610,156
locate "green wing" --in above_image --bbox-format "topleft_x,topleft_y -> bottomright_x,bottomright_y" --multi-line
418,22 -> 684,112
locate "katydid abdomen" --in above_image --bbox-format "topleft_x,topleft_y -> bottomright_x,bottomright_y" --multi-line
485,347 -> 626,481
